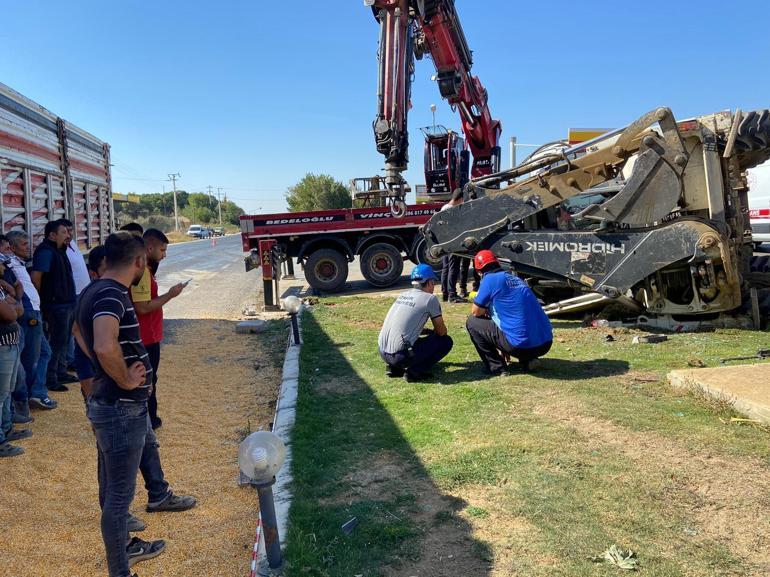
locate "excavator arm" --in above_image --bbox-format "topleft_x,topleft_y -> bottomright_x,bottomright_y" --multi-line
423,107 -> 770,316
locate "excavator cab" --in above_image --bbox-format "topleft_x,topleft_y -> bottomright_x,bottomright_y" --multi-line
421,126 -> 470,200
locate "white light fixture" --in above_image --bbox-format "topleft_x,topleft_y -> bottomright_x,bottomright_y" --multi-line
238,431 -> 287,574
281,295 -> 302,314
238,431 -> 286,485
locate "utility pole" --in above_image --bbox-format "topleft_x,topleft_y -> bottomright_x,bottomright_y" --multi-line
216,187 -> 223,226
206,185 -> 215,226
168,173 -> 181,232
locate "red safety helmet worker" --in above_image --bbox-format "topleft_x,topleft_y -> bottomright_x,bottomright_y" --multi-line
474,250 -> 498,273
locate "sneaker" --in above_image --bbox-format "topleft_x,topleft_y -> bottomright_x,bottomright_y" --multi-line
442,293 -> 449,302
126,536 -> 166,567
29,397 -> 58,410
146,492 -> 197,513
57,373 -> 79,384
6,429 -> 33,442
0,442 -> 24,457
449,296 -> 468,304
47,382 -> 69,392
127,513 -> 147,532
12,412 -> 34,424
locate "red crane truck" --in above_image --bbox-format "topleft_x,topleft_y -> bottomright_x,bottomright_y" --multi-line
240,203 -> 442,294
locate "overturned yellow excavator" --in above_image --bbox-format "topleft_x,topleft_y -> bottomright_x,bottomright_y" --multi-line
424,108 -> 770,321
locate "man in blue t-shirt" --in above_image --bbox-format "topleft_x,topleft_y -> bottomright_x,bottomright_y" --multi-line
466,250 -> 553,375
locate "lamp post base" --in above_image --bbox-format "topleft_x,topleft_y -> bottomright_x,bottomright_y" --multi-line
256,559 -> 284,576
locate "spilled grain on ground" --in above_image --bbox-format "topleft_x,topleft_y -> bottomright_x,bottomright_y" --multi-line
0,318 -> 283,577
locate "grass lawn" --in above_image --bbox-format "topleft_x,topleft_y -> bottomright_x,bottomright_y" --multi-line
285,297 -> 770,577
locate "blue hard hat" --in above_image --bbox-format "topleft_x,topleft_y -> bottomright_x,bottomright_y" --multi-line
411,263 -> 438,282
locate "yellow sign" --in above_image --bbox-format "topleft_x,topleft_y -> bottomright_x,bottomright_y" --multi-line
113,193 -> 141,203
568,128 -> 611,145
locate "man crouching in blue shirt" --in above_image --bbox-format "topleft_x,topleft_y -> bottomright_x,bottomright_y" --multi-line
466,250 -> 552,375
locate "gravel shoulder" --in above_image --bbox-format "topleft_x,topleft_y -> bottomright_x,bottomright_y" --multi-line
0,254 -> 285,576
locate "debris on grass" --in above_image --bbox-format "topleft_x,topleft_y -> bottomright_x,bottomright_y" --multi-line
687,357 -> 707,368
590,545 -> 639,570
632,334 -> 668,344
341,517 -> 359,536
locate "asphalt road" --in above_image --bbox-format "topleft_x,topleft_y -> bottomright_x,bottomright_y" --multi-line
156,234 -> 261,320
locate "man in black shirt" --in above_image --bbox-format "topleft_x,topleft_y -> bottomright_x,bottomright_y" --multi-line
31,220 -> 78,392
75,232 -> 167,576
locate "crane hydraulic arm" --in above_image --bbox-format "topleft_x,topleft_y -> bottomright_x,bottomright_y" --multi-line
368,0 -> 501,204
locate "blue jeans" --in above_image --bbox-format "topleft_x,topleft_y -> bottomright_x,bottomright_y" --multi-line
88,398 -> 148,577
13,310 -> 48,403
43,303 -> 74,387
0,343 -> 21,444
96,413 -> 170,509
34,337 -> 52,398
10,324 -> 26,407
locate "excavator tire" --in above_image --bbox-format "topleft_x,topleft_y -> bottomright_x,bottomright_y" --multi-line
734,109 -> 770,170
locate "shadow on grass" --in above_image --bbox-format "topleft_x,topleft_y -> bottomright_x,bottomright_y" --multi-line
286,312 -> 493,577
433,357 -> 630,385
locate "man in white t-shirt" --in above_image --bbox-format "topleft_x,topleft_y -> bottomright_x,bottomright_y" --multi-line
59,219 -> 90,378
5,231 -> 58,412
60,219 -> 91,295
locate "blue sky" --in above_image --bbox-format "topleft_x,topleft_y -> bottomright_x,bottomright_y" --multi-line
1,0 -> 769,214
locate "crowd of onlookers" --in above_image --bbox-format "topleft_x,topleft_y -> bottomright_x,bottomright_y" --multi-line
1,222 -> 197,576
0,218 -> 90,456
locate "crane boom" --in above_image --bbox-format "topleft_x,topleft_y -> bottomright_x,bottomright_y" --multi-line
368,0 -> 501,207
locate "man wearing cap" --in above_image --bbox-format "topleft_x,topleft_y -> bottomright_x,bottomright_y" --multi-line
467,250 -> 553,375
378,264 -> 453,382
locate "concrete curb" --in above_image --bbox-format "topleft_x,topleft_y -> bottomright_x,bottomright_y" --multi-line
271,313 -> 302,545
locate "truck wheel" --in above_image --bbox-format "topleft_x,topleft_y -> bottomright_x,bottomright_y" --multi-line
360,243 -> 404,287
413,237 -> 443,272
305,249 -> 348,293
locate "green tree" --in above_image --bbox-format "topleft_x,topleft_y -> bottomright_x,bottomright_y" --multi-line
285,173 -> 351,212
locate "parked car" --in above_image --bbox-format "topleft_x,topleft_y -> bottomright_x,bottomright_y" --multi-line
212,226 -> 225,237
187,224 -> 210,239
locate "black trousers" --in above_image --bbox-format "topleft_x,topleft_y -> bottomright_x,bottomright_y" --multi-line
459,257 -> 470,294
441,255 -> 460,298
145,342 -> 161,426
466,315 -> 552,373
442,256 -> 472,298
380,333 -> 453,375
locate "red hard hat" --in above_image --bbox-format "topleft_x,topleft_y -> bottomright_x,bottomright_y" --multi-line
474,250 -> 498,272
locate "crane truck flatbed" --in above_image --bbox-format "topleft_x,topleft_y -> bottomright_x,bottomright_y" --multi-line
240,203 -> 443,293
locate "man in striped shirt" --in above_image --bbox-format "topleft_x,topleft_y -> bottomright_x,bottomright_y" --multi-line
74,232 -> 169,576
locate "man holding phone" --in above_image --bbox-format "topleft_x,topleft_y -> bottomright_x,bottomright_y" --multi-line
130,229 -> 186,430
